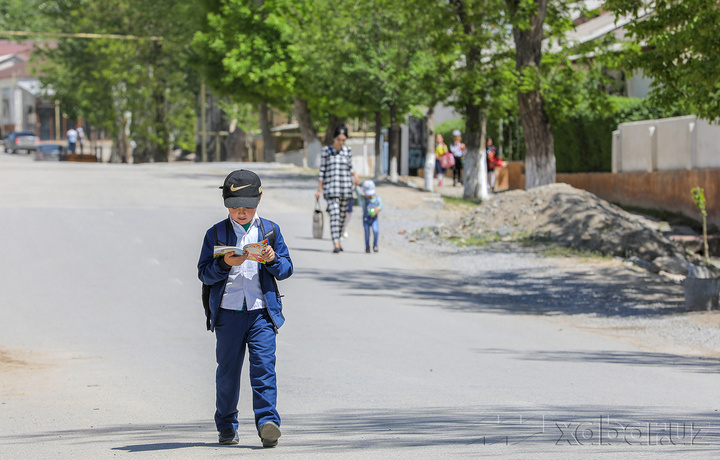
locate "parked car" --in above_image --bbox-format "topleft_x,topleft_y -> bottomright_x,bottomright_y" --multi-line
4,131 -> 40,154
34,144 -> 65,161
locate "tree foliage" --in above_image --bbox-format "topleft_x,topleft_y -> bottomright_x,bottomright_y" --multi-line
605,0 -> 720,121
28,0 -> 200,162
192,0 -> 298,109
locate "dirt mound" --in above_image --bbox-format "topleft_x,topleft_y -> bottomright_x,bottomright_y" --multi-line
433,183 -> 689,268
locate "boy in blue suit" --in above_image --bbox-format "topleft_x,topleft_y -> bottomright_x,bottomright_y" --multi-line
198,170 -> 293,448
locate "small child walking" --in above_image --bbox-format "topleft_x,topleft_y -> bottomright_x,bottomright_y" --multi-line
356,179 -> 383,253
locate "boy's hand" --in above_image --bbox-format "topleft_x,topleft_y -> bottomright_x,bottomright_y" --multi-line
261,245 -> 276,263
224,250 -> 249,266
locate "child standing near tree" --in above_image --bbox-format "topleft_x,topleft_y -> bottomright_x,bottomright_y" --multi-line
356,179 -> 383,253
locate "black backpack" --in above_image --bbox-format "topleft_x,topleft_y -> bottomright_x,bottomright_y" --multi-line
201,218 -> 277,331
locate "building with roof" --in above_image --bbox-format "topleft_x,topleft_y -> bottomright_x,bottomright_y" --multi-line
0,40 -> 60,140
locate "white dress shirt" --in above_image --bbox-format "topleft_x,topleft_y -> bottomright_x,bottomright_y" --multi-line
220,215 -> 266,311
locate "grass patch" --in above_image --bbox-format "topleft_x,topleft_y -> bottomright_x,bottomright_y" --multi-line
450,233 -> 501,247
442,195 -> 483,208
530,242 -> 612,260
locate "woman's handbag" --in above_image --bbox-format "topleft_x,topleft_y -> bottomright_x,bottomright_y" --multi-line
439,152 -> 455,169
312,198 -> 324,239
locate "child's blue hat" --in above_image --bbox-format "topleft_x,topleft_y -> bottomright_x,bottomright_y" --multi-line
362,179 -> 376,196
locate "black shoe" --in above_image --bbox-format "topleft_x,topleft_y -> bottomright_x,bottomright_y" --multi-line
365,247 -> 371,253
339,245 -> 344,251
259,421 -> 281,448
373,246 -> 379,252
219,429 -> 239,445
333,247 -> 341,253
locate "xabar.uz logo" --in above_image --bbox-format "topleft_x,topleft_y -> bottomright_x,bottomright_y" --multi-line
554,417 -> 706,446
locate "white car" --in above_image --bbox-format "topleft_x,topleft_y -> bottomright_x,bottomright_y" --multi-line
4,130 -> 40,154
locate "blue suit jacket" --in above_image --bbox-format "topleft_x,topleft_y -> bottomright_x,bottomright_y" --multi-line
197,217 -> 293,332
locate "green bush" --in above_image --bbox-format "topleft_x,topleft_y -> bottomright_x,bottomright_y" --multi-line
554,96 -> 686,173
431,97 -> 683,173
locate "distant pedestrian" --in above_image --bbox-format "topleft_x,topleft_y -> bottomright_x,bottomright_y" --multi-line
77,127 -> 85,154
197,169 -> 293,448
315,125 -> 359,253
66,128 -> 78,154
486,137 -> 503,191
449,129 -> 466,186
435,133 -> 449,187
356,179 -> 382,253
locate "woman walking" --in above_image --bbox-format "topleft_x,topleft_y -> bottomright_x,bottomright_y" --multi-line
315,126 -> 359,253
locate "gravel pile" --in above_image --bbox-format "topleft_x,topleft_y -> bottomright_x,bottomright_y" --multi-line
417,183 -> 694,274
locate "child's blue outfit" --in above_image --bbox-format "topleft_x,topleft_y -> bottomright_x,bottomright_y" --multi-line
356,187 -> 382,251
197,215 -> 293,438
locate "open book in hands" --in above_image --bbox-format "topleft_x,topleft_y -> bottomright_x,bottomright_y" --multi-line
213,239 -> 268,263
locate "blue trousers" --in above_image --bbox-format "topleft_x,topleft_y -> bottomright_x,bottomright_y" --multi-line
363,216 -> 379,248
214,308 -> 279,433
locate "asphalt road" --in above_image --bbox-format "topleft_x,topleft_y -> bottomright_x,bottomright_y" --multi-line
0,154 -> 718,459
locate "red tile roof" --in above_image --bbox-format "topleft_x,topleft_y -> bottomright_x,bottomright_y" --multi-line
0,40 -> 37,58
0,59 -> 30,78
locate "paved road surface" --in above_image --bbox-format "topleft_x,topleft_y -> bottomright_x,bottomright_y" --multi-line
0,154 -> 718,459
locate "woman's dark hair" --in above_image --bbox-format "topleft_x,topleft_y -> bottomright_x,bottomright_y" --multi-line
333,125 -> 349,138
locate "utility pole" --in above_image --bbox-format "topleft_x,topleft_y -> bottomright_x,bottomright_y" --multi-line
201,81 -> 207,162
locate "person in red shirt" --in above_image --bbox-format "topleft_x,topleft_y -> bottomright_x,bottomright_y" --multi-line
486,137 -> 502,191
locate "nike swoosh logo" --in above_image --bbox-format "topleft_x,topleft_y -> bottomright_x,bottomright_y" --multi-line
230,184 -> 251,191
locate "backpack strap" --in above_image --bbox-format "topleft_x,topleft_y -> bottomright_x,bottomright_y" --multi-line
214,218 -> 231,246
259,217 -> 275,248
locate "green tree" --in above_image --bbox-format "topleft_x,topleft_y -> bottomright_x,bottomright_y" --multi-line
445,0 -> 516,199
279,0 -> 443,179
192,0 -> 300,162
502,1 -> 614,188
503,0 -> 557,189
605,0 -> 720,121
31,0 -> 200,163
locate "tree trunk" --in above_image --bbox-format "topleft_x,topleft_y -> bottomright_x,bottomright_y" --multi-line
374,110 -> 383,179
463,105 -> 488,200
424,106 -> 435,191
258,102 -> 275,162
507,0 -> 555,189
518,91 -> 555,188
388,105 -> 400,183
150,42 -> 170,163
225,126 -> 246,161
294,97 -> 323,168
121,111 -> 133,164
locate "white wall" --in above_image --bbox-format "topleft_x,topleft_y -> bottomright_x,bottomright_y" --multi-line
655,116 -> 693,170
695,118 -> 720,169
615,115 -> 720,172
617,120 -> 654,172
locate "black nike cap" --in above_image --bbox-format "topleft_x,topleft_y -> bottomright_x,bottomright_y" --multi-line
220,170 -> 262,209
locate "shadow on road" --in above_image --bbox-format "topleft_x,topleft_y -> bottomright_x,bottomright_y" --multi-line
286,405 -> 719,450
3,407 -> 716,452
479,348 -> 720,374
296,265 -> 685,319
